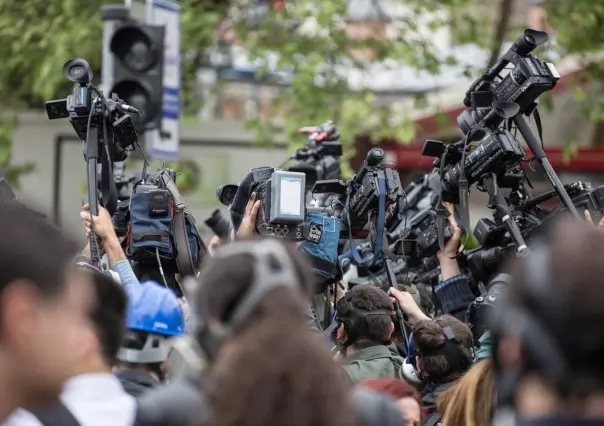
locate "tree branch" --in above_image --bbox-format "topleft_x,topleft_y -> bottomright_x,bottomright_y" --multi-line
486,0 -> 515,69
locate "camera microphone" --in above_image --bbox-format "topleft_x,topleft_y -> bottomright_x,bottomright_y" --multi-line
120,104 -> 140,114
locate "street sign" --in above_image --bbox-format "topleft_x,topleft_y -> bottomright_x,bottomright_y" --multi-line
148,0 -> 181,161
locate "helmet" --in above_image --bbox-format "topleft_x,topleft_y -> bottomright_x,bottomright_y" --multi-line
117,281 -> 185,364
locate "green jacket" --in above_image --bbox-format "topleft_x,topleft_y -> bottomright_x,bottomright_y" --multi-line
340,344 -> 405,384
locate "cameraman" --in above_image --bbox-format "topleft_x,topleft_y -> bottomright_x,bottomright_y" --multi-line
335,285 -> 405,384
79,204 -> 139,287
433,203 -> 476,322
491,220 -> 604,426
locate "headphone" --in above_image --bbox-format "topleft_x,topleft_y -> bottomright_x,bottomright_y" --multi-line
401,332 -> 424,388
336,290 -> 392,349
194,239 -> 303,360
413,318 -> 473,382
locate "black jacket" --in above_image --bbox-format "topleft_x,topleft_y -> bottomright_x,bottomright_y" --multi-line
133,373 -> 405,426
115,369 -> 159,397
421,381 -> 456,418
135,373 -> 204,426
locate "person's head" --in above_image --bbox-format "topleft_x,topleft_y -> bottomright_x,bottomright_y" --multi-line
116,281 -> 184,381
76,269 -> 128,372
195,239 -> 354,426
412,315 -> 474,384
335,285 -> 394,352
437,358 -> 495,426
491,219 -> 604,417
0,204 -> 93,413
132,261 -> 182,298
360,377 -> 425,426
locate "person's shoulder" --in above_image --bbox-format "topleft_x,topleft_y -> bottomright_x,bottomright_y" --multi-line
135,375 -> 204,426
351,387 -> 405,426
3,408 -> 44,426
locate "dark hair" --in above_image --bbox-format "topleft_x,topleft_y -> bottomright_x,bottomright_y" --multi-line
0,203 -> 78,300
195,239 -> 354,426
87,271 -> 127,366
504,219 -> 604,394
413,315 -> 473,382
335,285 -> 393,349
131,262 -> 182,298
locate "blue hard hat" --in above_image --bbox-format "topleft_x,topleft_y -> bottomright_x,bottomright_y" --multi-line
124,281 -> 184,337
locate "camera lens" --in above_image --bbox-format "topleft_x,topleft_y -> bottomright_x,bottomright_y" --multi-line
71,66 -> 85,78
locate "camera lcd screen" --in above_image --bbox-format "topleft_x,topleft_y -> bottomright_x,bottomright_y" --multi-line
279,177 -> 302,216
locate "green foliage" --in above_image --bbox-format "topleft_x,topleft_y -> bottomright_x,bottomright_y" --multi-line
232,0 -> 473,156
543,0 -> 604,123
0,117 -> 34,187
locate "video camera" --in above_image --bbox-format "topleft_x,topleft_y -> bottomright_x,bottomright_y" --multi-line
422,129 -> 525,204
312,147 -> 404,239
465,181 -> 604,283
205,209 -> 230,240
288,121 -> 343,189
458,29 -> 560,140
45,58 -> 139,266
46,59 -> 138,158
249,167 -> 321,241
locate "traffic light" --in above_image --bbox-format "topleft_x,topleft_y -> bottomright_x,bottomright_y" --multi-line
109,20 -> 164,134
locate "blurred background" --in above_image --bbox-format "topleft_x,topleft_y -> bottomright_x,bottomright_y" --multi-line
0,0 -> 603,241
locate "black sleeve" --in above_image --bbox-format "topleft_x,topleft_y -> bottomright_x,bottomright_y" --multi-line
135,375 -> 205,426
433,275 -> 475,322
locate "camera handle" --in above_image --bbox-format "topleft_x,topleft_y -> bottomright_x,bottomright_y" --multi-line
383,253 -> 410,348
482,173 -> 530,258
85,125 -> 102,266
513,115 -> 581,220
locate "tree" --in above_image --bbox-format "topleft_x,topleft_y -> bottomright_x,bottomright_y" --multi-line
542,0 -> 604,123
0,0 -> 480,173
486,0 -> 515,68
226,0 -> 482,167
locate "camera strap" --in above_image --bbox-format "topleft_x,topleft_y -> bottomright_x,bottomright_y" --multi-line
346,176 -> 386,267
158,170 -> 196,278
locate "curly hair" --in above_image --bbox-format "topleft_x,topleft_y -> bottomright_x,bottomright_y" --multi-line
412,315 -> 473,382
195,239 -> 354,426
335,285 -> 394,349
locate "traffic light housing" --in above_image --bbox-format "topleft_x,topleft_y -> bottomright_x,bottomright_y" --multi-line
110,21 -> 164,134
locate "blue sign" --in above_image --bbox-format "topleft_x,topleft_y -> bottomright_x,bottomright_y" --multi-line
148,0 -> 181,161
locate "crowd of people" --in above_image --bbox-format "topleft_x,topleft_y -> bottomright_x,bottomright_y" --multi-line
0,181 -> 603,426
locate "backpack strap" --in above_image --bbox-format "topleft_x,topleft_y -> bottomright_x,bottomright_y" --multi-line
29,402 -> 81,426
159,170 -> 196,278
423,411 -> 442,426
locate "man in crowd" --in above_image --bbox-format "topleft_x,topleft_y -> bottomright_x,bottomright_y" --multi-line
412,315 -> 474,420
4,269 -> 136,426
492,220 -> 604,426
115,281 -> 185,397
335,285 -> 405,383
0,204 -> 93,422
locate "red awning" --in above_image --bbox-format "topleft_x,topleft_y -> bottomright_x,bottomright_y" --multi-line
385,144 -> 604,171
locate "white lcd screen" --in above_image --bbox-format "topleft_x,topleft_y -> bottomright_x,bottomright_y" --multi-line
279,177 -> 302,216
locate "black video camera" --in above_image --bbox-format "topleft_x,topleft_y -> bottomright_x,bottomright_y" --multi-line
205,209 -> 230,240
249,167 -> 315,241
46,59 -> 138,159
422,129 -> 525,203
288,121 -> 343,189
396,209 -> 455,265
312,148 -> 404,238
458,29 -> 560,140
